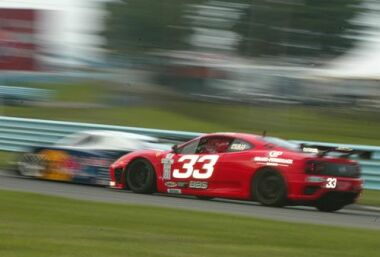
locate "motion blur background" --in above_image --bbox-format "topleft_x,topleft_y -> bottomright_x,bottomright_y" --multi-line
0,0 -> 379,145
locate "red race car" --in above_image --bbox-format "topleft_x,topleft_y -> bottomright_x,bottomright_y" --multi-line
109,133 -> 363,212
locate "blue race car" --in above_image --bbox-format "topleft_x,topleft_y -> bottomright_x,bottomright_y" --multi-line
17,130 -> 171,185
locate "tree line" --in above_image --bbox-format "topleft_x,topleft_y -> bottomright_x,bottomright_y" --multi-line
104,0 -> 366,62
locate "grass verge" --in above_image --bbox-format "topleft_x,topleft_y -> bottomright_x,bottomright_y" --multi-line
0,190 -> 379,257
0,151 -> 16,170
25,81 -> 108,103
359,190 -> 380,207
3,103 -> 380,145
3,81 -> 380,144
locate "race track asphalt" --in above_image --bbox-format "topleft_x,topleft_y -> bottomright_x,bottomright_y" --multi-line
1,171 -> 379,230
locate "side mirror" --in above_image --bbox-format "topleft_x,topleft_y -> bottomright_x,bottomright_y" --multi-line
172,144 -> 179,153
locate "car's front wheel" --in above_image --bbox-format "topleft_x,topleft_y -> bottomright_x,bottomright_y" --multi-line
252,169 -> 287,207
126,159 -> 156,194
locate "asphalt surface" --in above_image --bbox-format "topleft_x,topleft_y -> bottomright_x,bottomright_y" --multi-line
1,171 -> 380,230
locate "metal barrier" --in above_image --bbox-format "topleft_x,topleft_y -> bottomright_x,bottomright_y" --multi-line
0,116 -> 201,152
0,116 -> 379,190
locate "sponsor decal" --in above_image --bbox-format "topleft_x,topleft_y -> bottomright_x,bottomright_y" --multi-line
165,181 -> 177,188
302,147 -> 319,154
167,188 -> 182,194
177,181 -> 188,188
161,153 -> 174,180
253,151 -> 293,166
189,181 -> 208,189
165,181 -> 190,189
39,150 -> 74,181
230,143 -> 248,151
269,151 -> 283,157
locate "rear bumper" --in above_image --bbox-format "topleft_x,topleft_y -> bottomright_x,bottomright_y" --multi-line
287,174 -> 363,203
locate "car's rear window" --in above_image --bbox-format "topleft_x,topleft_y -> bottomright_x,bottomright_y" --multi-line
261,136 -> 299,151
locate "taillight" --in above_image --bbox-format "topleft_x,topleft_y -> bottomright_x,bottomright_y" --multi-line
305,160 -> 360,178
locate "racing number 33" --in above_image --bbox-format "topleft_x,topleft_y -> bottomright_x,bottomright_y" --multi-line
173,155 -> 219,179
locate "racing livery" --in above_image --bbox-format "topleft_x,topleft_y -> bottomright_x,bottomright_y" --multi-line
17,130 -> 170,185
110,133 -> 363,212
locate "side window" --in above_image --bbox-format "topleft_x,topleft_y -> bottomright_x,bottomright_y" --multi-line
177,139 -> 200,154
196,136 -> 232,154
228,139 -> 253,152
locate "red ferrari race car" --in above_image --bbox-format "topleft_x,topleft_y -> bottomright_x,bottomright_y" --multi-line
109,133 -> 363,212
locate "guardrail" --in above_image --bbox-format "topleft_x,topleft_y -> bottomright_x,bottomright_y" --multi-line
0,116 -> 379,190
0,116 -> 200,152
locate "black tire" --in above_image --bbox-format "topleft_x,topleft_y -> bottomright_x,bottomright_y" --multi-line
196,196 -> 214,200
126,159 -> 156,194
252,169 -> 287,207
315,198 -> 345,212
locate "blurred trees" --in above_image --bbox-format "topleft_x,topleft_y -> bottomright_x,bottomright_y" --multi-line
235,0 -> 366,60
105,0 -> 366,61
104,0 -> 203,54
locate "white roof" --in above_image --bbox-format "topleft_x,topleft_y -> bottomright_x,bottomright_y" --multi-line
54,130 -> 169,151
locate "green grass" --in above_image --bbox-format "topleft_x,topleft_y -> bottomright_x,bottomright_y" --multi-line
359,190 -> 380,207
3,81 -> 380,145
0,151 -> 16,169
163,102 -> 380,144
2,106 -> 231,132
0,190 -> 379,257
21,81 -> 108,103
4,80 -> 380,145
3,103 -> 380,145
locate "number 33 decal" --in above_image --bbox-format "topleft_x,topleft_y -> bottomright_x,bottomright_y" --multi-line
326,177 -> 337,188
173,155 -> 219,179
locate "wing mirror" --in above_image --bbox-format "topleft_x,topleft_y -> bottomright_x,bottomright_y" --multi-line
171,144 -> 179,154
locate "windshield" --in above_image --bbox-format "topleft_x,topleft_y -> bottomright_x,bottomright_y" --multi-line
261,137 -> 300,151
55,133 -> 91,146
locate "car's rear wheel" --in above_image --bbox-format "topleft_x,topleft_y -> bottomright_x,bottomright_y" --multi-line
315,193 -> 347,212
315,201 -> 344,212
126,159 -> 156,194
253,169 -> 287,207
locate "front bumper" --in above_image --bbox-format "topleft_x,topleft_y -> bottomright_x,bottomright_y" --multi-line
109,165 -> 125,189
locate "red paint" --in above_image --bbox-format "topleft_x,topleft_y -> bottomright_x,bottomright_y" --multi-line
110,133 -> 363,208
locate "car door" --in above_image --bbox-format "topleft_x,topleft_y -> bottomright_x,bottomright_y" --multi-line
164,136 -> 230,195
210,138 -> 256,199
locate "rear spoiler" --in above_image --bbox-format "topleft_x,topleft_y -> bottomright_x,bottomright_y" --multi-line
300,144 -> 372,159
